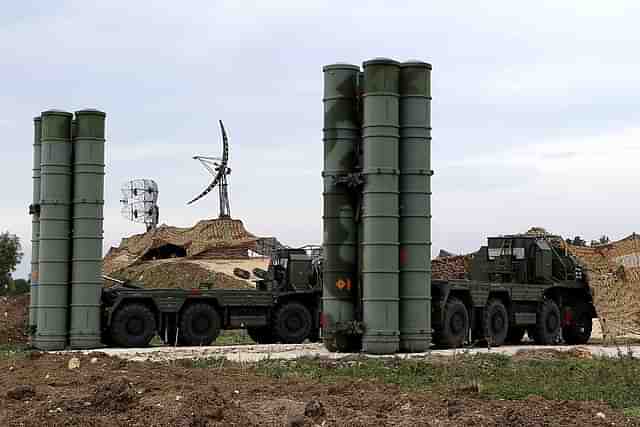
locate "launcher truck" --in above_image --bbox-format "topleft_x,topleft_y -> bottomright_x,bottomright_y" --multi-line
430,233 -> 595,349
320,232 -> 596,352
100,247 -> 322,347
100,233 -> 595,350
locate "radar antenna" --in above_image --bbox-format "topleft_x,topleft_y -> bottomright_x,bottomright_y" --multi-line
187,120 -> 231,218
120,179 -> 160,231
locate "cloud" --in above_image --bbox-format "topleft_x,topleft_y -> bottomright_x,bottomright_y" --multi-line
2,1 -> 640,277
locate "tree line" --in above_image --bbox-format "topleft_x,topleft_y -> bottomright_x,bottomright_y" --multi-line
0,231 -> 27,296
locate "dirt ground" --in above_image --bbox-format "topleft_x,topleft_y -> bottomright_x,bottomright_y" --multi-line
1,352 -> 636,427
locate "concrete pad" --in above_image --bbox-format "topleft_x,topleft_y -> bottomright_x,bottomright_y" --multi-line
67,342 -> 640,363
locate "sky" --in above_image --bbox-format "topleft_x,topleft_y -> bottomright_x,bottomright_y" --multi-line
2,1 -> 639,279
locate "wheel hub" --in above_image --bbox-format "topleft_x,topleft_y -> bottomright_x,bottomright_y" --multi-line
492,313 -> 505,331
194,315 -> 210,334
286,314 -> 302,332
126,317 -> 144,336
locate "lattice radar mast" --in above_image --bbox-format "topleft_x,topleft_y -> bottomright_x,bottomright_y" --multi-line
120,179 -> 159,231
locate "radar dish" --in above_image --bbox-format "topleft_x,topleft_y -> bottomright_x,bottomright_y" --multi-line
188,120 -> 231,218
120,179 -> 160,231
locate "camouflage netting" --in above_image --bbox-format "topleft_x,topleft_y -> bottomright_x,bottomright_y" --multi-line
104,218 -> 277,290
562,233 -> 640,341
432,254 -> 473,280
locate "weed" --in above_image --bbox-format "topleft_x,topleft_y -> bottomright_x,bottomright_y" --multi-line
0,344 -> 31,360
254,352 -> 640,411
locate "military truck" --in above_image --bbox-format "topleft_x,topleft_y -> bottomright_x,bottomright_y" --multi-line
100,248 -> 322,347
431,234 -> 596,348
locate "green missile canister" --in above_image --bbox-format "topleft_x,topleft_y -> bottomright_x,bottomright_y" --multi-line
398,61 -> 432,352
361,58 -> 401,354
29,116 -> 42,332
70,109 -> 106,349
322,64 -> 360,350
35,110 -> 73,350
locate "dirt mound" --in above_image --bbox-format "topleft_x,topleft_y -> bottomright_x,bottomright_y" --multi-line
7,385 -> 36,401
112,260 -> 253,290
0,294 -> 29,345
92,377 -> 137,412
563,233 -> 640,340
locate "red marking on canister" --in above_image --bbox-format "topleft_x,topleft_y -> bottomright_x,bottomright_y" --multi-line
399,247 -> 407,266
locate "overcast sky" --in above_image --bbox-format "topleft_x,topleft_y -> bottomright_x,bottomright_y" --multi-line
2,1 -> 639,279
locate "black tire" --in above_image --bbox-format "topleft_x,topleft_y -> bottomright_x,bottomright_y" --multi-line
435,297 -> 469,348
483,299 -> 509,346
110,303 -> 157,348
179,303 -> 221,346
532,299 -> 561,345
273,302 -> 313,344
505,326 -> 526,344
562,304 -> 593,344
247,326 -> 275,344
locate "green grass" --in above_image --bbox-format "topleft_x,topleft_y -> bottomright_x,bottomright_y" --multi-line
151,329 -> 255,347
214,329 -> 255,346
0,344 -> 32,360
254,353 -> 640,411
624,407 -> 640,418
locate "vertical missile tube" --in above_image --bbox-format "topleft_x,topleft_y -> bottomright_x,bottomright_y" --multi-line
322,64 -> 360,349
361,58 -> 401,354
35,110 -> 73,350
398,61 -> 432,352
29,117 -> 42,332
70,109 -> 106,349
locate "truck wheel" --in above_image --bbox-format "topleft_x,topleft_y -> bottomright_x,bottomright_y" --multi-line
110,303 -> 157,347
505,326 -> 526,344
179,303 -> 221,346
483,299 -> 509,346
247,326 -> 275,344
435,297 -> 469,348
273,302 -> 312,344
532,299 -> 561,345
562,304 -> 593,344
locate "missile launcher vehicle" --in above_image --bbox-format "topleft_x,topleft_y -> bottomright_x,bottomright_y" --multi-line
430,233 -> 595,348
100,248 -> 322,347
